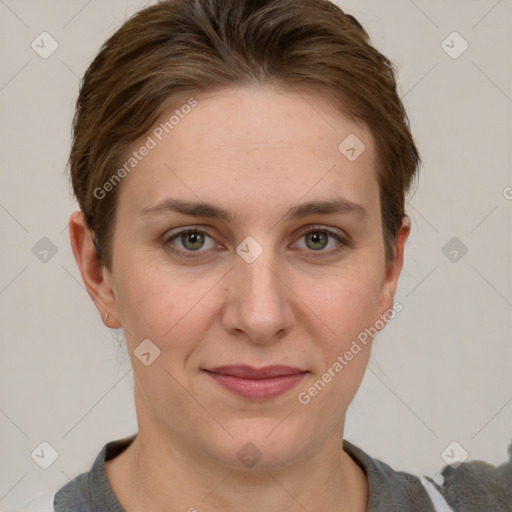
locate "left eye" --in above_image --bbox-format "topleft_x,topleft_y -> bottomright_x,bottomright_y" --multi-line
294,228 -> 346,252
163,227 -> 347,258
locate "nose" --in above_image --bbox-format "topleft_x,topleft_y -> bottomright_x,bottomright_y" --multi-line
220,243 -> 295,345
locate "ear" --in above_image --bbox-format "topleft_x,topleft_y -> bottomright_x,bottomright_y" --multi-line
68,211 -> 121,329
377,216 -> 410,320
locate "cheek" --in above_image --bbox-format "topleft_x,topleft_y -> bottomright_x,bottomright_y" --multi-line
306,264 -> 384,348
114,272 -> 165,340
296,270 -> 381,419
113,257 -> 218,346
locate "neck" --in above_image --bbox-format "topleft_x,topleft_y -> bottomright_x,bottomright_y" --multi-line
106,424 -> 368,512
105,380 -> 368,511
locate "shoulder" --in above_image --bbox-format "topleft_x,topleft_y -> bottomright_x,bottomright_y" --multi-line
344,439 -> 512,512
52,434 -> 135,512
431,442 -> 512,511
344,440 -> 437,511
52,471 -> 91,511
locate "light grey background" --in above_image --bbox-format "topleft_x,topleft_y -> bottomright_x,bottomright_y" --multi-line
1,0 -> 511,509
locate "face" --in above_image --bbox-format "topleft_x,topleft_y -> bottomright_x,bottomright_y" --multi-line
79,85 -> 408,469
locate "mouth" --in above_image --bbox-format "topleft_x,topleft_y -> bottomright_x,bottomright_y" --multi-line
203,365 -> 308,400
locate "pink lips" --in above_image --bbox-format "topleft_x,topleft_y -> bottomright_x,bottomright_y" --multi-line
204,365 -> 307,400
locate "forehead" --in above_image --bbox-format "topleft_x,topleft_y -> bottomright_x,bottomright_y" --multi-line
116,85 -> 379,224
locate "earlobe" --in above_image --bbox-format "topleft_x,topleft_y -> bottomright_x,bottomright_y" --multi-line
68,211 -> 121,329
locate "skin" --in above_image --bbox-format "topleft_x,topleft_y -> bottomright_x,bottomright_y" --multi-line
69,84 -> 410,512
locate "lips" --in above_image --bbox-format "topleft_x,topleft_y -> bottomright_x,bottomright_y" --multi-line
207,365 -> 306,378
204,365 -> 308,400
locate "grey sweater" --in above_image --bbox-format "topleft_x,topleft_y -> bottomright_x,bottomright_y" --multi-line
53,434 -> 511,511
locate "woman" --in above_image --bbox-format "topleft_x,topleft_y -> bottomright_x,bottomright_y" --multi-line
53,0 -> 511,510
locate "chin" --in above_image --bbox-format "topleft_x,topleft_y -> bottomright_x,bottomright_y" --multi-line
203,417 -> 311,471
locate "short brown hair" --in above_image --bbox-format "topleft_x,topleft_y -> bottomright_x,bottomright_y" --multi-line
69,0 -> 420,270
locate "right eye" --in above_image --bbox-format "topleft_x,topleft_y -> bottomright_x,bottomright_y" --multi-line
163,227 -> 219,258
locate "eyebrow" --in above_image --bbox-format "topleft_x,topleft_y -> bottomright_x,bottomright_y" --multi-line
140,197 -> 368,223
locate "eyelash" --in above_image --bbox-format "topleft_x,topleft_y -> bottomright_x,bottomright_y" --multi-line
162,225 -> 349,259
